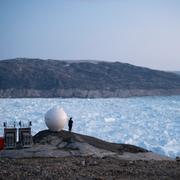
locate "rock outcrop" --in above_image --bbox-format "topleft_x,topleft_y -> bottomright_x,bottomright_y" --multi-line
0,130 -> 172,160
1,58 -> 180,98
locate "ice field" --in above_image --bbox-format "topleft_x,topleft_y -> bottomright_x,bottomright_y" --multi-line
0,96 -> 180,158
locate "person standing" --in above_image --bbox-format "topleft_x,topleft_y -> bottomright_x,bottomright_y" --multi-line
68,117 -> 73,132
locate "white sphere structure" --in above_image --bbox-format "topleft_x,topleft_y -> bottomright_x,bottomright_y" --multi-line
45,106 -> 68,132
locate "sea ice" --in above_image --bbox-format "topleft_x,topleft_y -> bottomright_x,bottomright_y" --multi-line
0,96 -> 180,158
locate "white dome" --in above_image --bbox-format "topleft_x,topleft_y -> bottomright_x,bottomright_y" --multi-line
45,106 -> 68,131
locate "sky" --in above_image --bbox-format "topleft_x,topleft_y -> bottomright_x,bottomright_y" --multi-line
0,0 -> 180,70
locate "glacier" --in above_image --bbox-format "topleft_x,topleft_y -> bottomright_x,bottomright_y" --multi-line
0,96 -> 180,158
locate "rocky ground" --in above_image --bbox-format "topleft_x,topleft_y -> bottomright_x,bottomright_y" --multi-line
0,157 -> 179,180
0,130 -> 179,179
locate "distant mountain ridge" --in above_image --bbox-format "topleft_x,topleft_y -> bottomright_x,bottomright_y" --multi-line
173,71 -> 180,75
0,58 -> 180,98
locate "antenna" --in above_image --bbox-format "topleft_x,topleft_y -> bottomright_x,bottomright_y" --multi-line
3,122 -> 7,127
19,121 -> 22,127
29,121 -> 32,127
14,121 -> 16,128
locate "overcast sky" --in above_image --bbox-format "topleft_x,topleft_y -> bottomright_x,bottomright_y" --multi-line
0,0 -> 180,70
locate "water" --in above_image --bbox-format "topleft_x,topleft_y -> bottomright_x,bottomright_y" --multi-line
0,96 -> 180,158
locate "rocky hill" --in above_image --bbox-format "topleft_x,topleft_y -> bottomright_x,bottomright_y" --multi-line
0,58 -> 180,98
0,129 -> 171,160
174,71 -> 180,75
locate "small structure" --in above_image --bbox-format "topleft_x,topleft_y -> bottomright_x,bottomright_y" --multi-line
18,127 -> 33,148
0,137 -> 4,150
4,128 -> 17,149
2,121 -> 33,149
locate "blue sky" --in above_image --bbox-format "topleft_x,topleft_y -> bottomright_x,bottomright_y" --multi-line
0,0 -> 180,70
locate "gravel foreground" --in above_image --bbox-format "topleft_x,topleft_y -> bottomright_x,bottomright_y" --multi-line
0,157 -> 179,180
